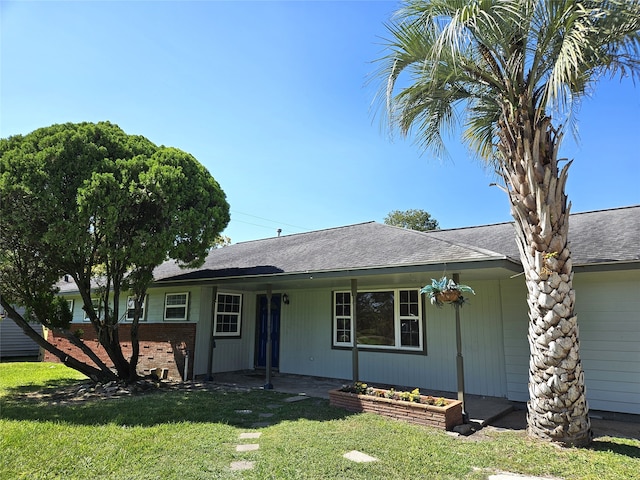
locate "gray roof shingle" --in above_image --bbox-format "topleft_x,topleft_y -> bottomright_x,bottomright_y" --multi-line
154,205 -> 639,283
152,221 -> 506,282
427,205 -> 639,266
55,205 -> 638,292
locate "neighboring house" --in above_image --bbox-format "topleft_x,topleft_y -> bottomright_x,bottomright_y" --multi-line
48,206 -> 639,415
0,307 -> 42,359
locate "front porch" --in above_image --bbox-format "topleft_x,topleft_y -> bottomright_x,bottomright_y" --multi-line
206,370 -> 515,428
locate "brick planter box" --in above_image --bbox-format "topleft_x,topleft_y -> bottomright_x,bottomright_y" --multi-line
329,389 -> 463,431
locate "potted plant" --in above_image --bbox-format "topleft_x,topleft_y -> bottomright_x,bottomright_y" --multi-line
420,276 -> 475,307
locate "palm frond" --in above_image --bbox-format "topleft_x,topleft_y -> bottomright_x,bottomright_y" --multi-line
373,0 -> 640,163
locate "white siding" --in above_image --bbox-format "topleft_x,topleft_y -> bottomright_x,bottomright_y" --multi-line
574,270 -> 640,414
278,281 -> 507,397
501,269 -> 640,415
64,287 -> 202,324
501,277 -> 530,402
193,289 -> 256,377
193,286 -> 213,376
147,287 -> 201,323
459,281 -> 507,397
279,288 -> 352,380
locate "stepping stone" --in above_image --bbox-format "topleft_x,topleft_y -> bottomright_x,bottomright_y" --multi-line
284,395 -> 309,403
236,444 -> 260,452
230,461 -> 255,471
343,450 -> 378,463
235,409 -> 253,414
239,432 -> 262,439
259,413 -> 274,418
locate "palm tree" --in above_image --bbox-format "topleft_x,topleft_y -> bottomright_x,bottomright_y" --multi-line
375,0 -> 639,447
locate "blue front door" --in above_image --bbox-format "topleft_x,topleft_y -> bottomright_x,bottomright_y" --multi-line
255,294 -> 280,369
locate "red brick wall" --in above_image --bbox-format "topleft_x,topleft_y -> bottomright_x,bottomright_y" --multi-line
328,389 -> 463,430
43,323 -> 197,380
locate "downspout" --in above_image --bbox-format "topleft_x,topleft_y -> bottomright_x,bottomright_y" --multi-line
351,278 -> 359,382
206,285 -> 218,381
184,350 -> 190,382
264,284 -> 273,389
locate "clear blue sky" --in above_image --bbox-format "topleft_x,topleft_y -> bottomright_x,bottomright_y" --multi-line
2,1 -> 638,244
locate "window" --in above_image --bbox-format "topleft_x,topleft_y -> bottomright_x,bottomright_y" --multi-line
164,293 -> 189,321
84,298 -> 101,323
214,293 -> 242,336
399,290 -> 421,347
333,289 -> 423,351
335,292 -> 352,344
126,295 -> 147,322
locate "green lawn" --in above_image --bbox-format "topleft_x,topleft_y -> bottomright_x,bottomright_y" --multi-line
1,363 -> 638,479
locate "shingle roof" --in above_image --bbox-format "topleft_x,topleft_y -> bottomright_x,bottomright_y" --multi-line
152,221 -> 507,282
154,205 -> 639,283
565,205 -> 639,265
427,205 -> 640,266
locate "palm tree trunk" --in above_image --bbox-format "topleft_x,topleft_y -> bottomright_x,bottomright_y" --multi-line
498,109 -> 591,447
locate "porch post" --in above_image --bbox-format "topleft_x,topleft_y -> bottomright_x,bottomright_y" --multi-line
453,273 -> 467,421
351,278 -> 359,382
206,285 -> 218,381
264,284 -> 273,389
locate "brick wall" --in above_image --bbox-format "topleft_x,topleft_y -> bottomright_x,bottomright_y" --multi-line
328,389 -> 463,430
43,323 -> 197,380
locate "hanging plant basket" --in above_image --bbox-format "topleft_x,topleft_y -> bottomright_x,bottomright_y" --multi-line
420,276 -> 475,307
436,290 -> 461,304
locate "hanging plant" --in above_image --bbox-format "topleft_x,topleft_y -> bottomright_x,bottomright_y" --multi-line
420,276 -> 475,307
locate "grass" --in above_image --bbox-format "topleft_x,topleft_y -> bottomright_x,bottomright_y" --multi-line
1,363 -> 639,479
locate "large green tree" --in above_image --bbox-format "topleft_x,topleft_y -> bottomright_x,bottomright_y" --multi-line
384,208 -> 439,231
0,122 -> 230,382
375,0 -> 639,446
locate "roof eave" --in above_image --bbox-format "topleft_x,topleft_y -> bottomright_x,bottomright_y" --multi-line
153,257 -> 522,288
573,260 -> 640,273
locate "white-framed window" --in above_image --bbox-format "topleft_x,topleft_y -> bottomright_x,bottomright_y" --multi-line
334,292 -> 352,345
214,293 -> 242,337
84,298 -> 101,323
66,299 -> 74,316
164,292 -> 189,321
126,295 -> 147,322
332,289 -> 423,351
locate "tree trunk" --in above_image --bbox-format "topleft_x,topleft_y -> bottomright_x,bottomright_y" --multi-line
62,330 -> 115,377
97,323 -> 131,379
106,287 -> 133,380
128,294 -> 145,382
0,300 -> 113,382
77,280 -> 132,380
498,108 -> 591,447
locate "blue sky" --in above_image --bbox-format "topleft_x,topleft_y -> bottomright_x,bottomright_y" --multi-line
2,1 -> 638,244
